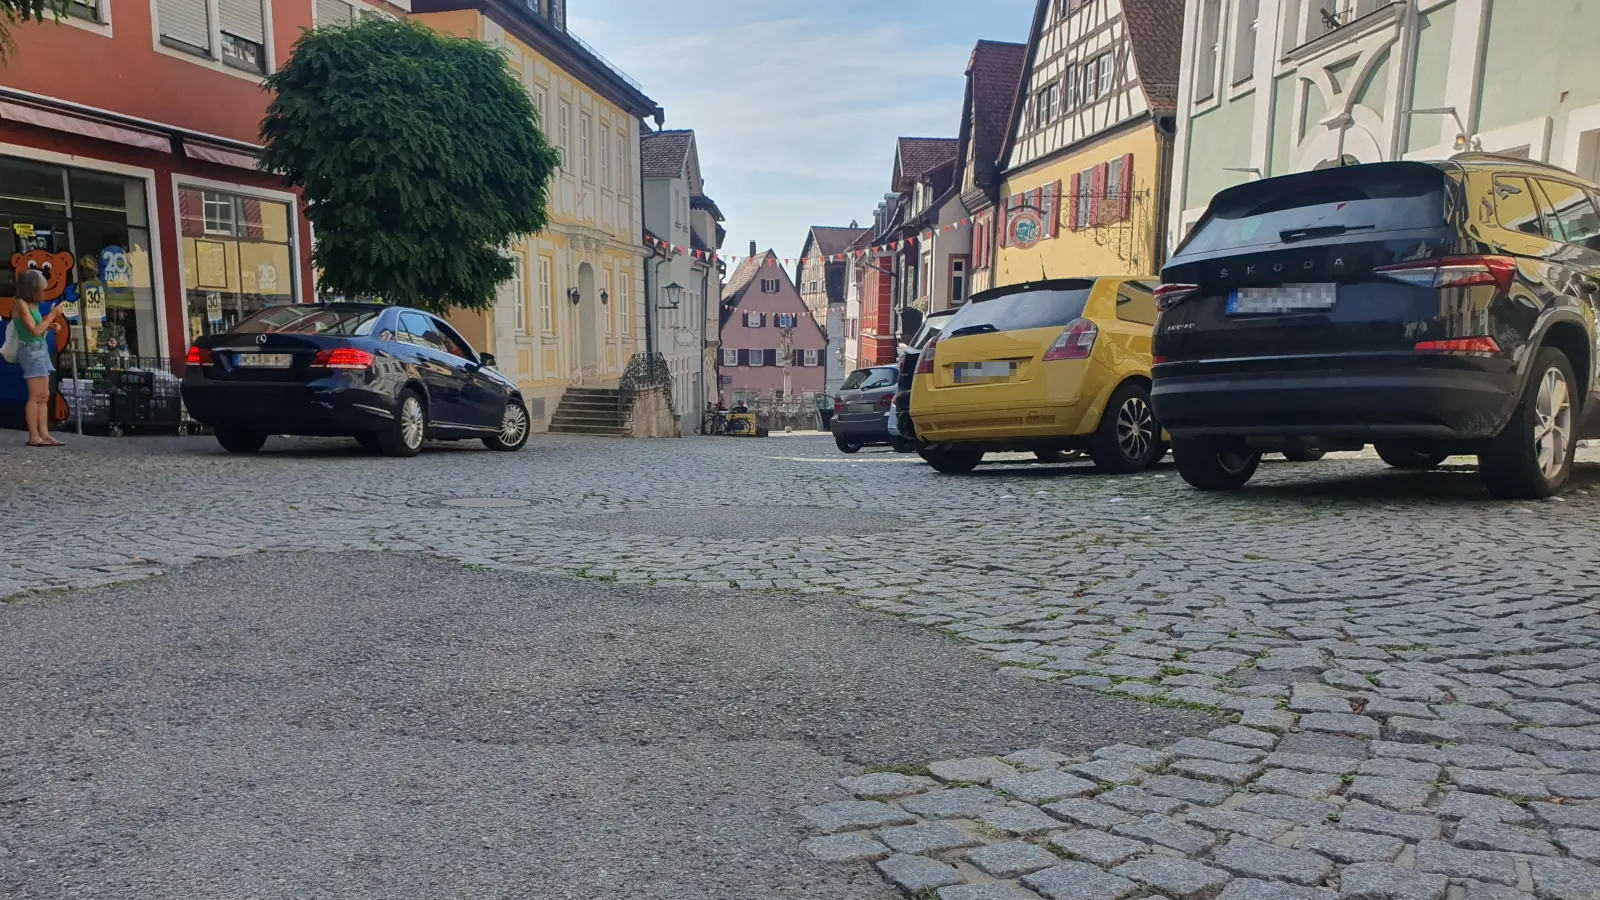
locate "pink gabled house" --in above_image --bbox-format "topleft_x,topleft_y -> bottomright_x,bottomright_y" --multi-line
718,243 -> 827,405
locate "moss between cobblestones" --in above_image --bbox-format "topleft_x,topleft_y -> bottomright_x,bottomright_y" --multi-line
861,762 -> 932,778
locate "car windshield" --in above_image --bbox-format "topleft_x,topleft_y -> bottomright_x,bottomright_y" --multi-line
1174,162 -> 1450,257
945,282 -> 1094,336
231,305 -> 381,336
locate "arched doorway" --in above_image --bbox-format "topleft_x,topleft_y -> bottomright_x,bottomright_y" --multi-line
576,262 -> 598,378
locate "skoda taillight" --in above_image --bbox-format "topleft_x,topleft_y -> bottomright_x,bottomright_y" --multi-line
1154,283 -> 1201,310
1042,319 -> 1099,361
1374,255 -> 1517,294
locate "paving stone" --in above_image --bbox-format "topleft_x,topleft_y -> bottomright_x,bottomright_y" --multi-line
1345,776 -> 1436,811
1529,857 -> 1600,900
800,799 -> 918,833
1172,738 -> 1269,765
1186,808 -> 1296,842
1384,716 -> 1463,743
966,840 -> 1063,879
1460,883 -> 1534,900
1530,801 -> 1600,830
901,787 -> 1008,819
1048,829 -> 1151,867
1003,748 -> 1078,771
983,805 -> 1072,836
1293,696 -> 1358,714
838,772 -> 939,799
1259,648 -> 1328,673
1545,774 -> 1600,800
1112,814 -> 1219,855
878,821 -> 985,855
1435,790 -> 1534,824
1528,727 -> 1600,750
1211,837 -> 1334,886
1253,768 -> 1345,800
1278,733 -> 1371,760
1300,713 -> 1382,739
1218,880 -> 1336,900
1506,702 -> 1600,728
1211,726 -> 1282,750
1356,757 -> 1441,782
1042,798 -> 1134,829
1238,794 -> 1338,827
1112,855 -> 1233,899
1098,786 -> 1186,816
1449,767 -> 1553,801
803,832 -> 892,863
1437,705 -> 1519,726
1364,698 -> 1436,720
993,771 -> 1101,804
875,853 -> 966,894
1337,800 -> 1444,841
1021,861 -> 1139,900
1534,749 -> 1600,774
1554,828 -> 1600,863
1453,820 -> 1559,856
930,757 -> 1020,785
1369,741 -> 1447,763
1240,709 -> 1299,734
1337,862 -> 1448,900
1147,774 -> 1238,806
1265,753 -> 1361,776
1094,744 -> 1174,769
938,883 -> 1047,900
1294,827 -> 1405,864
1416,839 -> 1518,886
1067,759 -> 1147,786
1169,687 -> 1231,708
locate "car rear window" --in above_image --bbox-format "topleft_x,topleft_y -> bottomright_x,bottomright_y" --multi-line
841,370 -> 870,390
909,313 -> 954,350
945,281 -> 1094,337
1175,162 -> 1450,257
232,305 -> 380,336
858,367 -> 898,389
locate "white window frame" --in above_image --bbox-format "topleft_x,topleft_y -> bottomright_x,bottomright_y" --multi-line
579,112 -> 592,182
615,127 -> 628,196
538,256 -> 554,333
1082,61 -> 1100,103
1231,0 -> 1260,86
748,349 -> 764,368
1066,65 -> 1081,110
602,268 -> 613,336
803,348 -> 820,367
599,125 -> 610,190
1193,0 -> 1222,104
558,101 -> 571,170
1097,53 -> 1114,96
723,348 -> 738,366
202,191 -> 236,235
511,251 -> 528,333
618,271 -> 630,335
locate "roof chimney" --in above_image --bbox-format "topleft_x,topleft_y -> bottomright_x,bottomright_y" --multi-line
749,240 -> 757,258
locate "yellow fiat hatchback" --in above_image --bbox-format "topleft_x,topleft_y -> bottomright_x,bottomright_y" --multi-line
909,276 -> 1164,474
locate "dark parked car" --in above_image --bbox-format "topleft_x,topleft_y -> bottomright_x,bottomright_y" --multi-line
892,307 -> 956,447
183,303 -> 530,456
832,365 -> 899,453
1152,155 -> 1600,498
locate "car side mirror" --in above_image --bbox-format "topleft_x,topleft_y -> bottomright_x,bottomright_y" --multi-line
479,353 -> 497,368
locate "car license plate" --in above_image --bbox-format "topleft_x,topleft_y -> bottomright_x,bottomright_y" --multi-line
1228,284 -> 1338,314
954,361 -> 1017,384
234,353 -> 292,368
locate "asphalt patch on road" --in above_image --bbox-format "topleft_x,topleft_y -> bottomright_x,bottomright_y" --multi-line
556,505 -> 909,538
0,552 -> 1210,900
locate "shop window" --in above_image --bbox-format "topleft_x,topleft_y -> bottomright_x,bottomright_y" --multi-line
0,159 -> 160,360
179,187 -> 298,341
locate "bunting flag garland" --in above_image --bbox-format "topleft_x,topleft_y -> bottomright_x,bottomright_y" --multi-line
643,212 -> 1000,270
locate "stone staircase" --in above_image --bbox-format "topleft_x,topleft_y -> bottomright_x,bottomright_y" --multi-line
548,387 -> 628,437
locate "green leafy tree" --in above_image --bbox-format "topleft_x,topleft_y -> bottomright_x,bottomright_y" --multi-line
260,17 -> 561,314
1,0 -> 70,59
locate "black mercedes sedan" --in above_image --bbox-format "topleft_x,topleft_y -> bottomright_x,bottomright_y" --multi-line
182,303 -> 530,456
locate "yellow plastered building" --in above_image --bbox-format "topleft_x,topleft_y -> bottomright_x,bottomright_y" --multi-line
414,1 -> 661,430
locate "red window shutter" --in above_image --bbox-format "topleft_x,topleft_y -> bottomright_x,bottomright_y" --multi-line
1119,153 -> 1134,222
1068,173 -> 1081,231
1090,164 -> 1107,227
1044,181 -> 1061,238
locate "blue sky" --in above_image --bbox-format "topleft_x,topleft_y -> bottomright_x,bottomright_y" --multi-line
569,0 -> 1037,264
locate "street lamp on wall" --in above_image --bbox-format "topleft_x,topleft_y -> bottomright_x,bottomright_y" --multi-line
567,287 -> 581,306
661,282 -> 683,309
1406,107 -> 1480,152
600,289 -> 609,305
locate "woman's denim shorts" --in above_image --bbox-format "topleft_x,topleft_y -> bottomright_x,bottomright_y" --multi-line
17,341 -> 53,380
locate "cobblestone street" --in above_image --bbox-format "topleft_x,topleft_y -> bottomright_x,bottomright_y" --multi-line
5,433 -> 1600,898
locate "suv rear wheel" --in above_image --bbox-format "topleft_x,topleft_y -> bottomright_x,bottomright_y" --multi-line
1375,441 -> 1449,470
1283,448 -> 1326,462
215,426 -> 266,454
1088,382 -> 1161,474
834,434 -> 863,454
920,446 -> 983,474
1173,438 -> 1261,490
1480,346 -> 1577,499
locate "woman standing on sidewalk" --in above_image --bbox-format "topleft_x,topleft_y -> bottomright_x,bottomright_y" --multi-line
11,269 -> 66,447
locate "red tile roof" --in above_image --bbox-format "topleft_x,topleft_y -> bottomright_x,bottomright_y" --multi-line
969,41 -> 1028,174
897,137 -> 959,183
641,129 -> 694,178
806,226 -> 868,258
724,251 -> 771,298
1121,0 -> 1184,112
